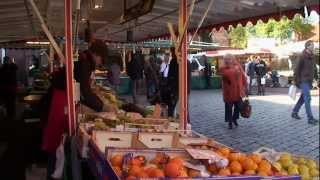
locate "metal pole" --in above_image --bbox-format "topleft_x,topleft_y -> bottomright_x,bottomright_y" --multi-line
179,0 -> 188,131
65,0 -> 76,135
28,0 -> 65,63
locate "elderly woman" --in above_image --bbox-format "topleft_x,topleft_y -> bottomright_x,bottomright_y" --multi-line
219,54 -> 247,129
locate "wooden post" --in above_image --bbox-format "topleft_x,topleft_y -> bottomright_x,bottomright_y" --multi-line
179,0 -> 188,130
65,0 -> 76,135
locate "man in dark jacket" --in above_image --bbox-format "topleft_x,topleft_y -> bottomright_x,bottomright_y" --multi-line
292,40 -> 318,124
255,57 -> 267,95
167,47 -> 179,117
126,51 -> 144,104
0,56 -> 18,119
246,56 -> 256,95
74,40 -> 116,112
203,55 -> 212,89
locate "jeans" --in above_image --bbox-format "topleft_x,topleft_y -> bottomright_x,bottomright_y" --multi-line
293,82 -> 314,119
248,76 -> 254,94
146,81 -> 156,99
225,101 -> 241,123
132,79 -> 138,103
257,75 -> 265,95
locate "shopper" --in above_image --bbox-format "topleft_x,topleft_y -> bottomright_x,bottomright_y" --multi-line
246,56 -> 256,95
203,55 -> 212,89
126,50 -> 144,104
159,54 -> 170,106
291,40 -> 318,125
74,40 -> 117,112
42,66 -> 67,180
219,54 -> 247,129
109,55 -> 121,93
255,56 -> 267,95
167,47 -> 179,117
144,56 -> 158,100
0,56 -> 18,119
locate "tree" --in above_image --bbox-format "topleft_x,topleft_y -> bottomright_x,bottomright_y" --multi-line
227,15 -> 314,48
228,25 -> 248,48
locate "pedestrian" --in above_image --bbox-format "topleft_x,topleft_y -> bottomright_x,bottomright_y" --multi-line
246,56 -> 256,95
159,54 -> 170,112
291,40 -> 318,125
41,66 -> 68,180
144,55 -> 158,100
167,47 -> 179,117
203,55 -> 212,89
109,55 -> 121,93
0,56 -> 18,119
126,50 -> 143,104
255,56 -> 267,95
219,54 -> 247,129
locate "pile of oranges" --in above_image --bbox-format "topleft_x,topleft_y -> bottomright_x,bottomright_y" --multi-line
206,147 -> 277,177
110,153 -> 201,179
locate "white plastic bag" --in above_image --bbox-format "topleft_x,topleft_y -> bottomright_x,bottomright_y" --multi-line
288,85 -> 297,100
51,135 -> 66,179
261,77 -> 266,85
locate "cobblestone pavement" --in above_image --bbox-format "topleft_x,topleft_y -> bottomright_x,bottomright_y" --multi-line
189,89 -> 320,159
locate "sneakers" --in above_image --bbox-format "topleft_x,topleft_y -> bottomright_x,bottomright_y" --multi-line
308,118 -> 319,125
291,113 -> 301,120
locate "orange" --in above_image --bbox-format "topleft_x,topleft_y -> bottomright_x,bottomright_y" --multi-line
218,168 -> 231,176
258,160 -> 272,174
249,154 -> 262,164
136,171 -> 148,178
129,165 -> 143,177
110,154 -> 123,167
239,154 -> 247,164
242,158 -> 256,171
229,161 -> 243,173
170,157 -> 184,167
148,168 -> 165,178
145,167 -> 157,175
231,172 -> 241,176
244,170 -> 256,175
112,166 -> 122,176
229,153 -> 240,162
164,162 -> 182,177
188,169 -> 201,177
258,170 -> 268,176
207,164 -> 218,174
218,147 -> 231,157
130,158 -> 143,167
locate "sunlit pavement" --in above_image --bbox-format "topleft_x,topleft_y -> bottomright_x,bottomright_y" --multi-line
189,88 -> 319,159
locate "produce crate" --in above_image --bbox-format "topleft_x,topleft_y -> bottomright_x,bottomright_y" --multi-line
124,117 -> 169,131
138,132 -> 179,148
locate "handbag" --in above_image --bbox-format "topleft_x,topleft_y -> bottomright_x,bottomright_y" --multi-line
239,97 -> 251,118
288,85 -> 297,100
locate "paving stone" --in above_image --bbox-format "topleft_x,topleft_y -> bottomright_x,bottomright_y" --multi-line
189,89 -> 319,159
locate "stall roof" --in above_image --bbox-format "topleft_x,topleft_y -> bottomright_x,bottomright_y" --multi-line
0,0 -> 318,43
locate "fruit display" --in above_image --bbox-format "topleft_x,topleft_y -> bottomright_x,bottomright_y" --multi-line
107,150 -> 205,179
276,153 -> 319,180
185,142 -> 280,177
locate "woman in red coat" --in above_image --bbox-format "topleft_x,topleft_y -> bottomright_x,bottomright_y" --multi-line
219,54 -> 247,129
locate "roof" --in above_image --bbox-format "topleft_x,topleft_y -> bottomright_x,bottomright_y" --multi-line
0,0 -> 319,43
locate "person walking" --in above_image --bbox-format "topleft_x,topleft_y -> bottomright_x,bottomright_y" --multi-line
255,56 -> 267,95
0,56 -> 18,119
291,40 -> 318,125
219,54 -> 247,129
159,54 -> 170,106
144,56 -> 158,100
246,56 -> 256,95
109,56 -> 121,93
126,50 -> 143,104
167,47 -> 179,117
203,55 -> 212,89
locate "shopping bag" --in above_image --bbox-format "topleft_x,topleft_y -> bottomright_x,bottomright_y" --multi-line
51,135 -> 66,179
261,77 -> 266,85
288,85 -> 297,100
239,97 -> 251,118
